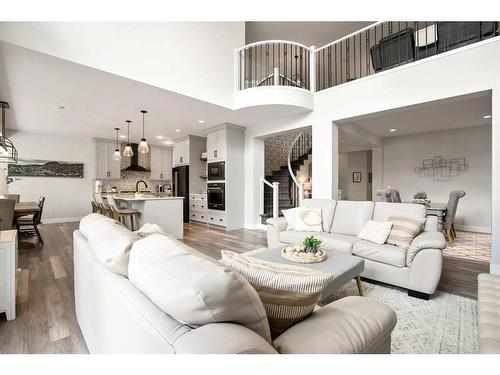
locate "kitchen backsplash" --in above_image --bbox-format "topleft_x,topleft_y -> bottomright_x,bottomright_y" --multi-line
102,170 -> 167,192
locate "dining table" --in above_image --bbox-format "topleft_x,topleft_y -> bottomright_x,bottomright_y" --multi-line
424,202 -> 448,231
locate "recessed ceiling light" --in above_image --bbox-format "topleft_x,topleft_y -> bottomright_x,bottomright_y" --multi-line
156,135 -> 164,139
483,115 -> 492,119
389,129 -> 396,132
175,129 -> 181,133
53,104 -> 65,110
198,120 -> 205,124
119,135 -> 126,139
163,141 -> 174,145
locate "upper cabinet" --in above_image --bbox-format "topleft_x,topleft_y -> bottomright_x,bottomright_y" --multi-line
95,140 -> 120,180
207,129 -> 226,162
151,146 -> 173,181
173,139 -> 190,166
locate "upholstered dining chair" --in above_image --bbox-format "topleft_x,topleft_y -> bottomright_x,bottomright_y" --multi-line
376,189 -> 392,202
0,198 -> 16,231
387,189 -> 402,203
442,190 -> 466,246
16,196 -> 45,244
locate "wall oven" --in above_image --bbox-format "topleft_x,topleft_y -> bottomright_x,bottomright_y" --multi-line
207,183 -> 225,211
207,161 -> 225,181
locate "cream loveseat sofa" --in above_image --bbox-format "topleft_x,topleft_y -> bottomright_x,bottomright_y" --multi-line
267,200 -> 446,299
74,213 -> 397,354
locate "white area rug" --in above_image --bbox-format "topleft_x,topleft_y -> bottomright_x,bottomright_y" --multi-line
331,280 -> 479,354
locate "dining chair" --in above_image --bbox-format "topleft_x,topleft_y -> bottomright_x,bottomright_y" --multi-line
0,198 -> 16,231
442,190 -> 466,246
0,194 -> 20,203
16,196 -> 45,245
106,195 -> 140,231
387,189 -> 402,203
376,189 -> 392,202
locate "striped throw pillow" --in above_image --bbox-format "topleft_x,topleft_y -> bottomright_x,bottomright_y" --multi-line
386,216 -> 426,250
220,250 -> 333,339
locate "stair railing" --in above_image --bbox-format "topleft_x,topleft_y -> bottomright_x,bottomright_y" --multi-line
288,132 -> 311,207
259,177 -> 280,219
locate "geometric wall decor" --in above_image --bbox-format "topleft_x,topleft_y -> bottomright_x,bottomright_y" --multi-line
8,159 -> 84,178
414,155 -> 468,181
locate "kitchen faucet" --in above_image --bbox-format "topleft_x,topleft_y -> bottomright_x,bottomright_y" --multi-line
136,180 -> 148,193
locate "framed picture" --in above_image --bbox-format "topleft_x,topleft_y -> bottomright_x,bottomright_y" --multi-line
352,172 -> 361,183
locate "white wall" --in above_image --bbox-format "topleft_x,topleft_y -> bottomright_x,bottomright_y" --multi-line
381,125 -> 491,232
3,130 -> 94,223
0,22 -> 245,108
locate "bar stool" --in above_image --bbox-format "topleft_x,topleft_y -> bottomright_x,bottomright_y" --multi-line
106,195 -> 141,231
93,193 -> 112,218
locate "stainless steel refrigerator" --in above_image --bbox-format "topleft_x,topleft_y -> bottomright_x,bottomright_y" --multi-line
172,165 -> 189,223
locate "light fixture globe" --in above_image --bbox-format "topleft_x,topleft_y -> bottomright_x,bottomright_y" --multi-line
139,110 -> 149,154
123,120 -> 134,157
113,127 -> 122,161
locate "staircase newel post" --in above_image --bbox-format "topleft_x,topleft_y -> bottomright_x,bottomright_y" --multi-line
272,182 -> 280,219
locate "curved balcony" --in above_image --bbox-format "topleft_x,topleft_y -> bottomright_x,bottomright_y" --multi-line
234,40 -> 314,110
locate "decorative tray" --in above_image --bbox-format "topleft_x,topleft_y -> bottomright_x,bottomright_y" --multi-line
281,245 -> 327,264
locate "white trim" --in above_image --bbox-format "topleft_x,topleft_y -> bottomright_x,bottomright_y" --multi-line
42,216 -> 82,224
454,225 -> 492,234
236,40 -> 312,53
490,263 -> 500,275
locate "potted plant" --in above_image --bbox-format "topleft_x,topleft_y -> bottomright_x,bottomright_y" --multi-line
303,235 -> 323,254
413,191 -> 430,205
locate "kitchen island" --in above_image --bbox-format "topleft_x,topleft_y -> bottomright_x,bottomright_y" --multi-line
112,194 -> 184,238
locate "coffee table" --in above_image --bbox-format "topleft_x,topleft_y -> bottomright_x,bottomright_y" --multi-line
247,246 -> 365,305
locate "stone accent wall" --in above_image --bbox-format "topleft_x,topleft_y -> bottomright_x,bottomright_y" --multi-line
264,129 -> 311,176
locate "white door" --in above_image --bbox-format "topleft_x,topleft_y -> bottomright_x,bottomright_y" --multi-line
108,143 -> 121,179
207,133 -> 217,162
162,148 -> 173,181
150,146 -> 162,180
95,142 -> 110,179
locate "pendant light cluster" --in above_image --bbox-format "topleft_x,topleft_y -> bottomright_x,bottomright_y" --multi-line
112,110 -> 149,159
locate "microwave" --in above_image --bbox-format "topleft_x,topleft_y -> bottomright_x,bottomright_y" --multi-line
207,161 -> 225,181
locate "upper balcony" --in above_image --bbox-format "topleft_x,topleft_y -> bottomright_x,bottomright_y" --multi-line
234,21 -> 499,109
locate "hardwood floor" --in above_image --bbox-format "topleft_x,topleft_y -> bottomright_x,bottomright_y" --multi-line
0,221 -> 488,354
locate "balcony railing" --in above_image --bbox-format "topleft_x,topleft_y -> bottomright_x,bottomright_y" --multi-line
236,22 -> 499,94
236,40 -> 312,91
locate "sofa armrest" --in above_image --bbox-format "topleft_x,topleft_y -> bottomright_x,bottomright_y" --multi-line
407,230 -> 446,266
273,296 -> 396,354
173,323 -> 278,354
266,217 -> 287,248
423,215 -> 438,232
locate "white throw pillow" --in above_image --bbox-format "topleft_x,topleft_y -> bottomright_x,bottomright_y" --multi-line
282,207 -> 301,231
134,223 -> 165,237
357,220 -> 393,245
294,208 -> 323,232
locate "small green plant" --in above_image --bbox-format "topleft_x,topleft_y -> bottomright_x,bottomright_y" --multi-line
303,235 -> 322,253
413,191 -> 428,200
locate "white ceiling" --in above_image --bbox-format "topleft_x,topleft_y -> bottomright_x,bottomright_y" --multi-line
245,22 -> 373,47
338,92 -> 492,151
0,41 -> 307,144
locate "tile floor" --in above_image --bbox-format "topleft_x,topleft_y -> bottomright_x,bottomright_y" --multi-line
443,230 -> 491,263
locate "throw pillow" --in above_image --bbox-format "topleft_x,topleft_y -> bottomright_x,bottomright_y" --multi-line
134,223 -> 165,237
295,208 -> 323,232
386,216 -> 426,250
357,220 -> 393,245
282,207 -> 301,231
220,250 -> 333,339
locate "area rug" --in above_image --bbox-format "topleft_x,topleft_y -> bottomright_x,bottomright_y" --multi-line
331,280 -> 479,354
443,230 -> 491,263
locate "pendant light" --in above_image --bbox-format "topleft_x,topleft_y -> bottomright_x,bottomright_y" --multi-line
138,110 -> 149,154
123,120 -> 134,157
113,127 -> 122,161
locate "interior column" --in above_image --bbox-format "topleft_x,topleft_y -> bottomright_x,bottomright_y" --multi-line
491,89 -> 500,275
312,119 -> 339,199
371,146 -> 383,201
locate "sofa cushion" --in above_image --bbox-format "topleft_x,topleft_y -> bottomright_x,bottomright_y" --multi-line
128,234 -> 272,343
353,240 -> 407,268
330,201 -> 375,236
279,231 -> 358,253
358,220 -> 393,245
294,208 -> 323,232
220,250 -> 333,339
386,216 -> 426,250
373,202 -> 426,221
282,207 -> 301,231
300,199 -> 337,232
80,214 -> 140,276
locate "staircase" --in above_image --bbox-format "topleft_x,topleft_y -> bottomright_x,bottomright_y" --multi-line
261,132 -> 312,224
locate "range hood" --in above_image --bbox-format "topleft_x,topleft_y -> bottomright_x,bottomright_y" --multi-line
121,143 -> 150,172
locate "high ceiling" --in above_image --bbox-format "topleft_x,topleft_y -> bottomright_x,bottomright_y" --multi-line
245,22 -> 373,47
0,41 -> 308,144
338,92 -> 492,152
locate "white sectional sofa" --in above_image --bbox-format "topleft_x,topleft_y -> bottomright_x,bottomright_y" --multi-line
267,199 -> 447,299
74,213 -> 397,354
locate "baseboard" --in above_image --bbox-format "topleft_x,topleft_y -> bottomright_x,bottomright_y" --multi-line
491,263 -> 500,275
42,217 -> 83,224
454,224 -> 491,234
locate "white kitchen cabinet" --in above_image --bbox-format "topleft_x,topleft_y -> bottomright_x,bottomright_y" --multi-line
173,139 -> 189,166
95,141 -> 121,179
0,230 -> 18,321
207,129 -> 226,161
151,146 -> 173,181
